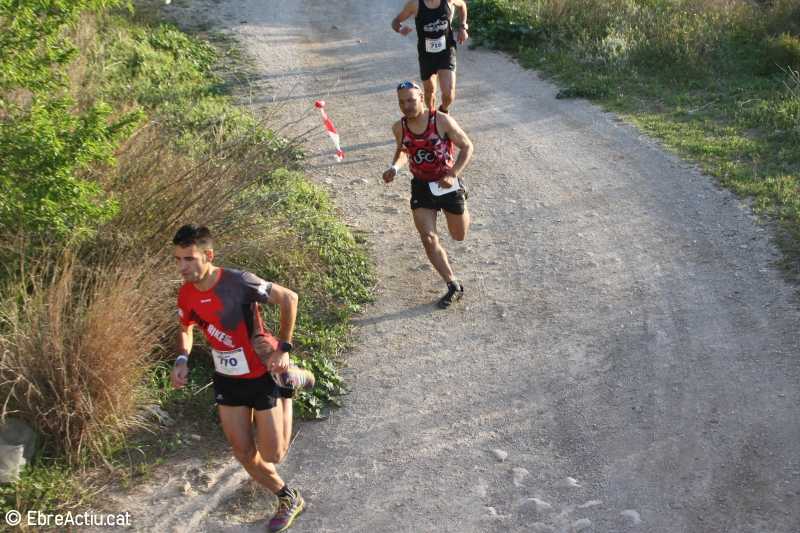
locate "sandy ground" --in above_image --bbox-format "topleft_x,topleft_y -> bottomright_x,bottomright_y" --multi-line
94,1 -> 800,532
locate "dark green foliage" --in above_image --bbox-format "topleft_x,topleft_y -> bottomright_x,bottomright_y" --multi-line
0,98 -> 142,238
764,33 -> 800,72
0,0 -> 134,241
0,0 -> 126,91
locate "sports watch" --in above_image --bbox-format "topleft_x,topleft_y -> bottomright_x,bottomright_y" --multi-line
278,340 -> 293,353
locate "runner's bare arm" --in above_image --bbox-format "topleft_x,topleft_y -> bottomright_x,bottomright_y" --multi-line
391,0 -> 417,35
179,322 -> 193,354
441,114 -> 474,178
266,282 -> 298,372
451,0 -> 469,44
171,323 -> 193,388
383,121 -> 408,184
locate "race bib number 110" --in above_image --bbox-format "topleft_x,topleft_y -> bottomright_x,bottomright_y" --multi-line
212,347 -> 250,376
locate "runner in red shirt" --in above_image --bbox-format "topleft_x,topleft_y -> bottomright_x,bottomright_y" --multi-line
170,224 -> 311,532
382,81 -> 474,308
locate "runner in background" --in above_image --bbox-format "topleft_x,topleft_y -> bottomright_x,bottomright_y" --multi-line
391,0 -> 469,114
383,81 -> 474,308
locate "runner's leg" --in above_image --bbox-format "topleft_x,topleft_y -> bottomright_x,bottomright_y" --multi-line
422,75 -> 437,111
253,402 -> 290,465
438,69 -> 455,112
413,207 -> 456,283
255,402 -> 305,533
443,207 -> 470,241
279,398 -> 293,451
219,405 -> 284,493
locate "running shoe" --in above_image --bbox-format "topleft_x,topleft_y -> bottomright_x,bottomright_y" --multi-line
437,281 -> 464,309
268,488 -> 305,532
272,364 -> 316,391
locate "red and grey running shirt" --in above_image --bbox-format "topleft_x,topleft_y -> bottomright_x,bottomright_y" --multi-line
177,268 -> 273,379
402,111 -> 455,182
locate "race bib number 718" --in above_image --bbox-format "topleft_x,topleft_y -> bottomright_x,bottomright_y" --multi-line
425,36 -> 446,53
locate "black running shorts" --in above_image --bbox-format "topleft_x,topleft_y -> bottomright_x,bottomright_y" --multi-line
419,47 -> 456,81
213,371 -> 292,411
410,177 -> 467,214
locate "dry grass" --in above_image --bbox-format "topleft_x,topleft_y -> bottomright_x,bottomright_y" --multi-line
0,251 -> 173,465
67,13 -> 100,112
97,122 -> 288,255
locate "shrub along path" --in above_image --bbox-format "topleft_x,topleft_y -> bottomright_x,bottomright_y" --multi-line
98,1 -> 800,531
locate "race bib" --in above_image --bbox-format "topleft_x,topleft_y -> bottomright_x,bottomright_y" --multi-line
212,347 -> 250,376
429,178 -> 459,196
425,36 -> 447,53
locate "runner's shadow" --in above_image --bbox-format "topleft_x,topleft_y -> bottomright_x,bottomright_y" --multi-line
351,303 -> 436,327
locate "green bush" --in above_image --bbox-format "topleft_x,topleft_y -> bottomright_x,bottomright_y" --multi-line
0,98 -> 141,239
764,33 -> 800,72
1,0 -> 137,242
0,0 -> 124,92
470,0 -> 758,72
764,0 -> 800,37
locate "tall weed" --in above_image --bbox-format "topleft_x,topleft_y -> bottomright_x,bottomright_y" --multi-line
0,253 -> 173,465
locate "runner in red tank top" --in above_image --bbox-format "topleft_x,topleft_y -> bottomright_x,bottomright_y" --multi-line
170,224 -> 311,532
383,81 -> 475,309
402,109 -> 455,182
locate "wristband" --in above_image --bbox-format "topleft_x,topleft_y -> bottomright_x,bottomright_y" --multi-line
390,163 -> 400,173
175,354 -> 189,366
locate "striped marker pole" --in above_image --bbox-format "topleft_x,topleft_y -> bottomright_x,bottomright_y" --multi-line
314,100 -> 344,162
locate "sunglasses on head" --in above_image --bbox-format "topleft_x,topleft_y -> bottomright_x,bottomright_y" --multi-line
397,80 -> 421,91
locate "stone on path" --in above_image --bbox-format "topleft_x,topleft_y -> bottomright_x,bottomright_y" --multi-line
512,467 -> 529,486
181,481 -> 196,496
572,518 -> 592,531
577,499 -> 602,509
0,418 -> 37,482
520,497 -> 553,515
621,509 -> 642,524
492,448 -> 508,462
0,445 -> 25,483
559,476 -> 582,488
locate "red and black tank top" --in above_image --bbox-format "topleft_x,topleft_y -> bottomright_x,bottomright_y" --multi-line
402,110 -> 455,182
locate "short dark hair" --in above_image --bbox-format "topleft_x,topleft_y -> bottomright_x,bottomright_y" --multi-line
172,224 -> 213,249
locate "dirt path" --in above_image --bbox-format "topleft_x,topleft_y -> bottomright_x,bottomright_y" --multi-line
103,1 -> 800,531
